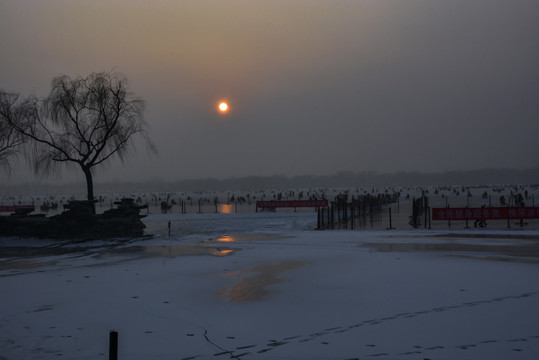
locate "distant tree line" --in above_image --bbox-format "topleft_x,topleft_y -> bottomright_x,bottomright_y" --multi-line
1,167 -> 536,197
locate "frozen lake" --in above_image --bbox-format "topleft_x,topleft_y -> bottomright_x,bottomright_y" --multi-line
1,209 -> 538,359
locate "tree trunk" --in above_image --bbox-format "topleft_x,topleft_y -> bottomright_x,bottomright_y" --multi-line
82,165 -> 96,214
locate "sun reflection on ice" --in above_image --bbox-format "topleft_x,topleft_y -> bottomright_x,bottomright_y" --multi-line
218,204 -> 234,214
216,235 -> 237,242
211,249 -> 234,256
216,261 -> 306,302
142,244 -> 235,257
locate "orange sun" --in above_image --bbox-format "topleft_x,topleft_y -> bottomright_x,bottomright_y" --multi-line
218,102 -> 228,112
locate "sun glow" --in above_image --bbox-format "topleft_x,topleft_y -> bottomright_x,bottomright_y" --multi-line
218,102 -> 228,112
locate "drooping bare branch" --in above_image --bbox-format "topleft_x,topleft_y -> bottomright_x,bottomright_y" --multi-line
1,71 -> 157,207
0,91 -> 30,172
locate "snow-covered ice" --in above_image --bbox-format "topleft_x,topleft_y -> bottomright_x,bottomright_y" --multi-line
1,211 -> 538,360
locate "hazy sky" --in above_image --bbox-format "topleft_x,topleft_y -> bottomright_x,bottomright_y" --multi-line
1,0 -> 538,184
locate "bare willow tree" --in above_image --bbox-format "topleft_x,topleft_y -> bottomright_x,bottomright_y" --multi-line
0,91 -> 29,172
2,71 -> 156,212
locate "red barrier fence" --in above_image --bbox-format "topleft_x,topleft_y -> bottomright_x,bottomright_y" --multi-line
0,205 -> 35,212
257,200 -> 329,208
432,207 -> 539,221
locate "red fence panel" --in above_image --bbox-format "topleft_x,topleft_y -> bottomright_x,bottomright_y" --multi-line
257,200 -> 329,208
432,207 -> 539,220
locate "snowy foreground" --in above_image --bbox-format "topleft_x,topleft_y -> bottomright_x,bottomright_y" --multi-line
1,211 -> 538,360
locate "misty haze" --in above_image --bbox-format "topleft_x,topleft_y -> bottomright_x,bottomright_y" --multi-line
1,0 -> 538,185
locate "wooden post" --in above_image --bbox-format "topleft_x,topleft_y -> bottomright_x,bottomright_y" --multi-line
448,207 -> 451,228
387,207 -> 395,230
412,197 -> 419,229
345,200 -> 349,224
424,196 -> 428,229
327,205 -> 330,226
109,331 -> 118,360
350,203 -> 354,230
350,204 -> 354,230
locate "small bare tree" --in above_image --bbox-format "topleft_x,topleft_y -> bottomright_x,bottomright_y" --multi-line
0,92 -> 29,172
1,71 -> 156,212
